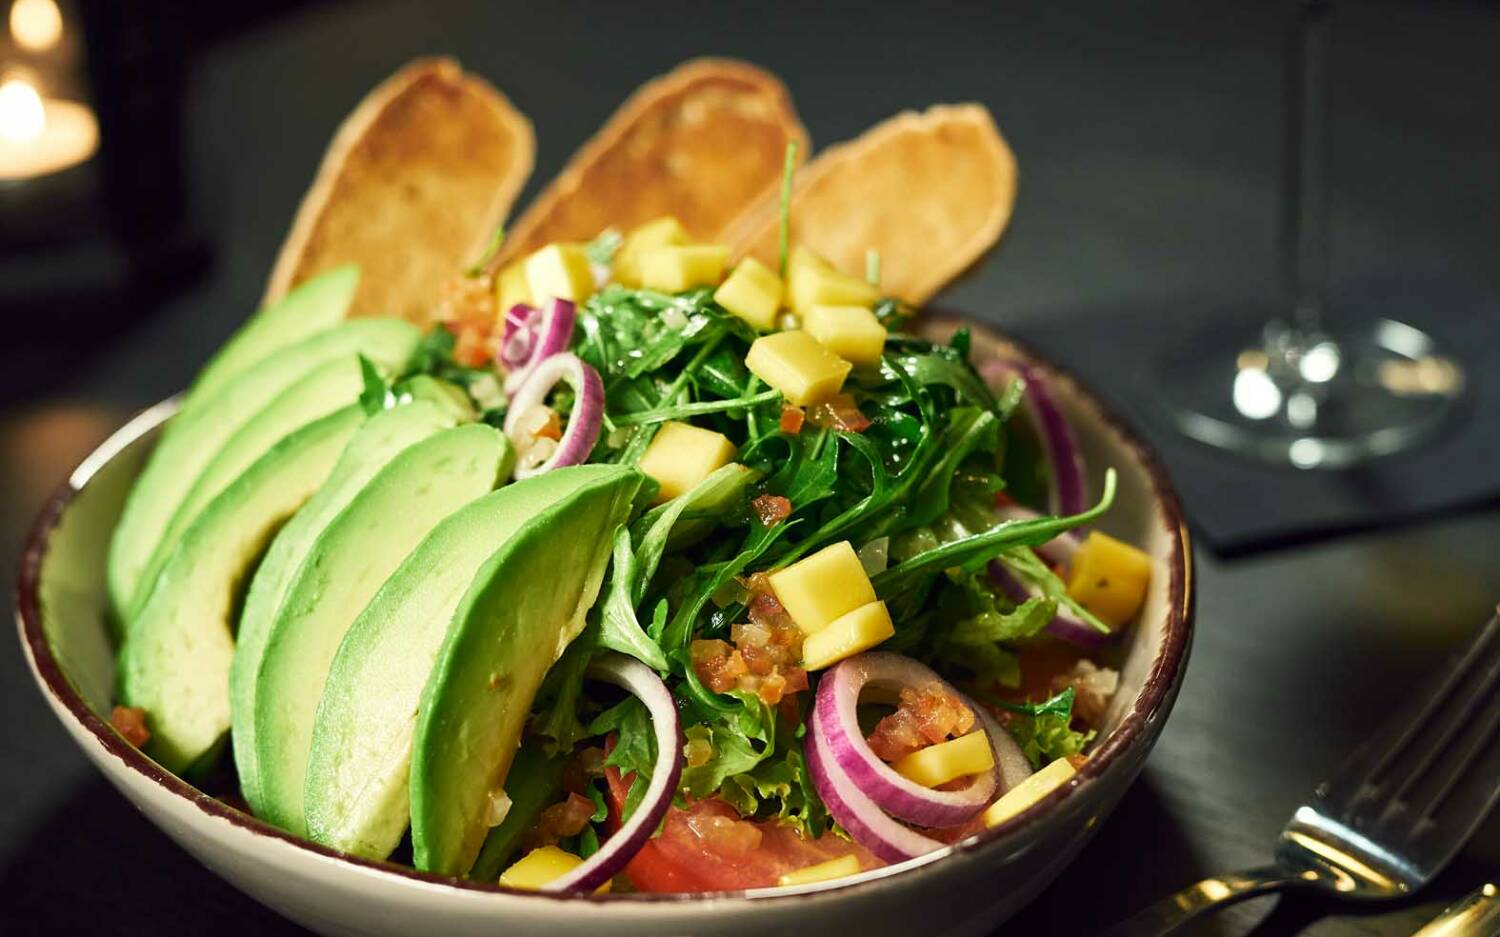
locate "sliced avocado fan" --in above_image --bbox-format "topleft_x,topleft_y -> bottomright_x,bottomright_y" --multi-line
305,465 -> 640,860
107,317 -> 420,627
184,266 -> 359,411
410,467 -> 645,876
252,423 -> 512,834
129,354 -> 378,623
117,406 -> 365,775
231,398 -> 461,814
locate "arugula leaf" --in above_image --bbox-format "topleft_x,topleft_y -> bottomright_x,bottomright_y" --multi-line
630,463 -> 758,598
590,696 -> 659,821
597,527 -> 670,671
996,546 -> 1111,635
681,724 -> 766,800
660,518 -> 795,655
463,225 -> 506,277
612,388 -> 781,426
1000,687 -> 1096,768
356,354 -> 394,416
907,408 -> 1000,527
872,469 -> 1117,596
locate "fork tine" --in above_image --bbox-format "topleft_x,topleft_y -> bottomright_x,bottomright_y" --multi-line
1417,678 -> 1500,825
1360,612 -> 1500,790
1383,642 -> 1500,807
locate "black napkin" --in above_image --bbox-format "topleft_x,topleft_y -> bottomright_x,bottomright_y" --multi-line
1001,277 -> 1498,557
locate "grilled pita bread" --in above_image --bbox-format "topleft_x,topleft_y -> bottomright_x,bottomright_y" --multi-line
489,58 -> 808,270
721,104 -> 1017,306
264,58 -> 534,324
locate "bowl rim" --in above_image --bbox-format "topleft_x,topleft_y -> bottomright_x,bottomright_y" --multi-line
13,318 -> 1194,907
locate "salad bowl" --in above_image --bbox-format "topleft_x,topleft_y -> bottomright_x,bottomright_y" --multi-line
16,317 -> 1192,937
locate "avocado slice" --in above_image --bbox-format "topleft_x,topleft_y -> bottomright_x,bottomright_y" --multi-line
252,423 -> 511,834
409,467 -> 644,875
184,266 -> 359,410
129,355 -> 376,623
231,399 -> 461,813
107,317 -> 420,626
304,465 -> 638,860
396,375 -> 478,422
117,406 -> 365,774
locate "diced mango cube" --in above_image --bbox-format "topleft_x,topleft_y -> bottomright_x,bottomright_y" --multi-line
894,730 -> 996,788
614,216 -> 690,287
494,262 -> 531,322
1067,531 -> 1152,628
525,243 -> 595,304
982,757 -> 1078,828
801,600 -> 895,670
788,250 -> 879,314
768,541 -> 876,633
714,257 -> 784,330
639,244 -> 730,293
803,304 -> 887,365
745,330 -> 851,406
499,845 -> 610,892
637,421 -> 737,504
777,854 -> 862,887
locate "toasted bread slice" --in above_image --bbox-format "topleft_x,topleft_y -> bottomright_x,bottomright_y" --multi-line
489,58 -> 808,269
264,58 -> 534,325
722,104 -> 1017,306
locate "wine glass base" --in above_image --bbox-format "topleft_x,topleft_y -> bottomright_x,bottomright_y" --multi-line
1148,317 -> 1465,469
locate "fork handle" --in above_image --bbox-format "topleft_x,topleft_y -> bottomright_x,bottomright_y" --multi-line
1099,865 -> 1294,937
1411,883 -> 1500,936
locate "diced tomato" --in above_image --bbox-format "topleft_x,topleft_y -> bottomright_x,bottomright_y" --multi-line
866,682 -> 974,762
109,706 -> 150,748
603,759 -> 876,892
751,494 -> 792,527
779,405 -> 805,435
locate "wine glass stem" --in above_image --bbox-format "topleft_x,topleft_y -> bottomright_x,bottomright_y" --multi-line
1282,0 -> 1331,338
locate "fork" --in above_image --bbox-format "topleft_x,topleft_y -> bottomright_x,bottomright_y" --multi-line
1103,610 -> 1500,937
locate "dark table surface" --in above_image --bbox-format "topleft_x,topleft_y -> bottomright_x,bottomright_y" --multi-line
4,2 -> 1498,935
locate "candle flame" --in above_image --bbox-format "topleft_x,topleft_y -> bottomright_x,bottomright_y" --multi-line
0,76 -> 46,143
10,0 -> 63,52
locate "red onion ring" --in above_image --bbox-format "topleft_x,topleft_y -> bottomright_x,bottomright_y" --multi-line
975,702 -> 1034,793
503,353 -> 604,479
806,710 -> 945,863
499,303 -> 538,369
988,559 -> 1113,648
503,298 -> 576,394
982,359 -> 1087,517
542,653 -> 682,893
812,654 -> 996,828
807,652 -> 1034,862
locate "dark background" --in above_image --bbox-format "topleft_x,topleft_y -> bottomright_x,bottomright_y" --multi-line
3,1 -> 1497,934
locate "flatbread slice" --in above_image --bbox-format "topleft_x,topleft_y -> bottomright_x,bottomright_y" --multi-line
489,58 -> 808,269
265,58 -> 534,325
721,104 -> 1017,306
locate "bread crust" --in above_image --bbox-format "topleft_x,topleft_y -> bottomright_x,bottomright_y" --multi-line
721,104 -> 1018,306
488,58 -> 808,271
264,58 -> 535,324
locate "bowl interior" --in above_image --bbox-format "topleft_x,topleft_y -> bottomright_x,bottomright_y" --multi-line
16,321 -> 1190,904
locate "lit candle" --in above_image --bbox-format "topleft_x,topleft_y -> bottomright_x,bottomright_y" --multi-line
0,73 -> 97,181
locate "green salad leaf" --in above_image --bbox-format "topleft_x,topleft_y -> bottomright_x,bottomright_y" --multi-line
1001,687 -> 1096,768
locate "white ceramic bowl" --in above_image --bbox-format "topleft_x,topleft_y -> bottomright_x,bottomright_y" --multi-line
16,319 -> 1193,937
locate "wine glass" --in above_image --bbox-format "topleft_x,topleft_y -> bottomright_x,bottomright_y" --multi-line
1151,0 -> 1466,469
